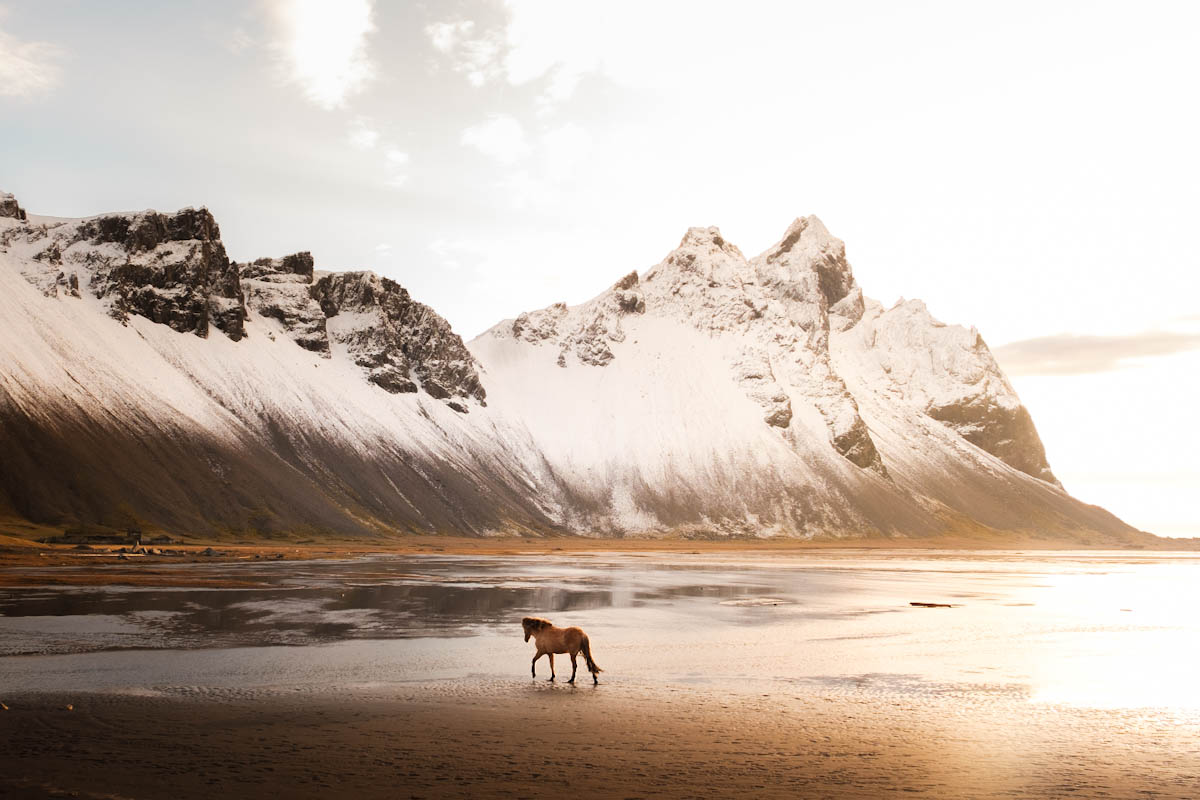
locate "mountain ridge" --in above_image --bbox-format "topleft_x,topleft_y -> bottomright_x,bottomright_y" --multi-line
0,190 -> 1150,544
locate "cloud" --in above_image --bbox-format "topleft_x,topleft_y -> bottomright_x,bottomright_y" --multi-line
500,1 -> 601,102
460,114 -> 530,164
226,26 -> 255,54
993,329 -> 1200,376
383,148 -> 409,187
347,117 -> 379,149
425,4 -> 595,105
0,10 -> 64,98
345,120 -> 407,187
540,122 -> 592,179
267,0 -> 376,110
428,238 -> 467,271
425,19 -> 501,87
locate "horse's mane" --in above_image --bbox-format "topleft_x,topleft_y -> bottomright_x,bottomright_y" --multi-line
522,616 -> 552,630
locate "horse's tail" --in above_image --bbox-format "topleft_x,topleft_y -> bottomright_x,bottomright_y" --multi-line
581,634 -> 602,674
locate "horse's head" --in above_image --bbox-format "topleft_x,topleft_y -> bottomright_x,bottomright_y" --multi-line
521,616 -> 548,642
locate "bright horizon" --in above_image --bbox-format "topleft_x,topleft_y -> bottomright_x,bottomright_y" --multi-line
3,0 -> 1197,536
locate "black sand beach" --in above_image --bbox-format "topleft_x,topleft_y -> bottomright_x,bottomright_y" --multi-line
3,683 -> 1198,799
3,550 -> 1200,798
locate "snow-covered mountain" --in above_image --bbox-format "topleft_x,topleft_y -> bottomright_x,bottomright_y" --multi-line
0,191 -> 1145,543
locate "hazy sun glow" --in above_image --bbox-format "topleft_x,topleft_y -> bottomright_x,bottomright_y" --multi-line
269,0 -> 376,110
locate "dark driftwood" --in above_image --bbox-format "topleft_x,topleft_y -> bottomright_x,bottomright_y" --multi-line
910,602 -> 955,608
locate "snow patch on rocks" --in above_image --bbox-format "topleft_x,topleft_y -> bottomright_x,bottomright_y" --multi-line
1,201 -> 245,340
481,216 -> 886,474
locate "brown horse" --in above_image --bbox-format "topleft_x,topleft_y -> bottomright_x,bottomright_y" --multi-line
522,617 -> 602,685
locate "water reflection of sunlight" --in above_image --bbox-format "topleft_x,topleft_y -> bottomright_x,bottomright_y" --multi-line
1027,564 -> 1200,709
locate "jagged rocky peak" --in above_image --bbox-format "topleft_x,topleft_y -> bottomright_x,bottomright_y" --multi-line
81,207 -> 246,340
0,189 -> 1140,541
508,269 -> 648,368
754,215 -> 865,331
644,225 -> 748,295
511,301 -> 569,343
238,251 -> 329,355
1,191 -> 27,220
487,217 -> 888,476
611,270 -> 645,313
238,252 -> 486,410
837,298 -> 1059,485
240,251 -> 314,281
708,218 -> 883,475
0,202 -> 245,340
79,206 -> 219,253
313,271 -> 486,409
677,225 -> 745,258
1,193 -> 485,410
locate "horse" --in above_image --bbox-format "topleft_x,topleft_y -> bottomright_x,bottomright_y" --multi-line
521,617 -> 603,685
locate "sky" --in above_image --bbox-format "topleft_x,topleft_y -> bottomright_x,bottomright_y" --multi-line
1,0 -> 1197,536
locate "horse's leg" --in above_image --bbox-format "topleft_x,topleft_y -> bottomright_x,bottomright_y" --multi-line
531,651 -> 543,678
547,653 -> 556,681
568,652 -> 578,684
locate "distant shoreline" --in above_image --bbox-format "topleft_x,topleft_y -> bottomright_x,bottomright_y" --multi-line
2,532 -> 1198,589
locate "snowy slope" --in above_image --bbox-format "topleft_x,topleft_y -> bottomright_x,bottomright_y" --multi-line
0,191 -> 1145,542
471,218 -> 1138,541
0,201 -> 562,537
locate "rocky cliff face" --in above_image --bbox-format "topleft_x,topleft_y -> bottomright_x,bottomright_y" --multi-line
831,298 -> 1058,485
0,188 -> 1142,543
472,214 -> 1076,539
486,217 -> 1057,487
0,192 -> 484,413
496,219 -> 889,475
0,204 -> 245,339
312,272 -> 485,408
239,252 -> 329,354
0,192 -> 26,221
239,253 -> 485,408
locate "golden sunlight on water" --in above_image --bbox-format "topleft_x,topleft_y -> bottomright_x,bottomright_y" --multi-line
1024,563 -> 1200,709
4,550 -> 1200,719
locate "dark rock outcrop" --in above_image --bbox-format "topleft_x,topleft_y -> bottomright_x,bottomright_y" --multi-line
312,272 -> 486,405
240,256 -> 486,407
4,198 -> 483,408
74,209 -> 246,340
242,251 -> 314,281
0,192 -> 26,221
748,220 -> 883,474
842,299 -> 1059,486
239,253 -> 329,355
927,399 -> 1059,486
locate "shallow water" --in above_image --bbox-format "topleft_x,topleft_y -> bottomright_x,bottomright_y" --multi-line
4,550 -> 1200,711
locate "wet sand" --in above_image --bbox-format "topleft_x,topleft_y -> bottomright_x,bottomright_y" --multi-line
3,684 -> 1198,799
4,550 -> 1200,798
